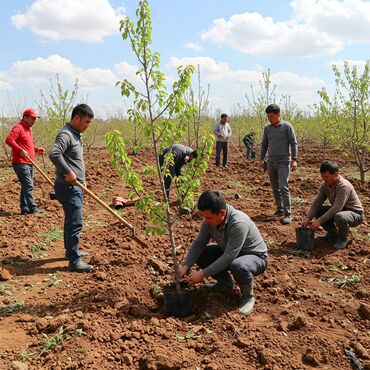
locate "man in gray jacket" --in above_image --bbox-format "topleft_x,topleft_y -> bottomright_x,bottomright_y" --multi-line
49,104 -> 94,273
213,113 -> 232,167
302,160 -> 365,249
260,104 -> 298,224
179,190 -> 268,316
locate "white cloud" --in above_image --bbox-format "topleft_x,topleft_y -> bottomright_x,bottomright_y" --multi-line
200,12 -> 341,57
3,54 -> 117,91
0,81 -> 13,90
11,0 -> 125,42
114,61 -> 141,82
184,42 -> 202,51
292,0 -> 370,42
200,0 -> 370,57
167,56 -> 324,109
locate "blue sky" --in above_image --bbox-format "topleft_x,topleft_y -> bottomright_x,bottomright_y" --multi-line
1,0 -> 370,118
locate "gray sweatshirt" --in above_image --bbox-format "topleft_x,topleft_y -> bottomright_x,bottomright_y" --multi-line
213,122 -> 232,143
184,205 -> 267,277
307,175 -> 364,224
49,124 -> 85,184
260,120 -> 298,163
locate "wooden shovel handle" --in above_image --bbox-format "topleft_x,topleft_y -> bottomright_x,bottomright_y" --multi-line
74,180 -> 135,232
26,156 -> 54,187
28,156 -> 147,246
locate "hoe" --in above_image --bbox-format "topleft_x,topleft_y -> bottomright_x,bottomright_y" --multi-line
26,156 -> 146,247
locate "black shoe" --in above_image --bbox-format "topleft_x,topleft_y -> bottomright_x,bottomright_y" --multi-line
21,209 -> 30,215
68,261 -> 93,273
272,210 -> 284,218
223,165 -> 228,168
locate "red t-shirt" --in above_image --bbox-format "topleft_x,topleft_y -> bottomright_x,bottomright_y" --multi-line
5,120 -> 40,164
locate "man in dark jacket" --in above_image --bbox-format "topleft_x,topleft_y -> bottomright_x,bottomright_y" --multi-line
159,144 -> 197,198
242,131 -> 256,159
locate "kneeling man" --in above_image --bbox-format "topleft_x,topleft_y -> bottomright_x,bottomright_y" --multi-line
179,190 -> 268,316
302,160 -> 365,249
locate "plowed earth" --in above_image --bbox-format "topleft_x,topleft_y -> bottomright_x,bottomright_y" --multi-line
0,145 -> 369,370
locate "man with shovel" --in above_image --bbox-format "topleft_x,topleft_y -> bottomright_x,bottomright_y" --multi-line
301,160 -> 365,249
242,131 -> 256,159
260,104 -> 298,225
5,108 -> 45,215
179,190 -> 268,316
49,104 -> 94,273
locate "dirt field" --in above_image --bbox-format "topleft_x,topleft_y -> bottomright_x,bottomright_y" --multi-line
0,145 -> 369,370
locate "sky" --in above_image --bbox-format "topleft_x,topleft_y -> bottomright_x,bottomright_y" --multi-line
1,0 -> 370,119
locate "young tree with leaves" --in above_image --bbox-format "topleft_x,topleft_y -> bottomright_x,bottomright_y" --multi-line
318,61 -> 370,182
105,0 -> 213,292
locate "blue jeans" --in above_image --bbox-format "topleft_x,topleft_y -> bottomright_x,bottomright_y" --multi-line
55,182 -> 83,265
13,163 -> 37,213
196,245 -> 268,285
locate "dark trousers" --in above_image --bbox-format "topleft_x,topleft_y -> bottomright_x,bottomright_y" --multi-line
316,205 -> 364,231
13,163 -> 37,213
196,245 -> 268,285
215,141 -> 228,166
55,182 -> 83,265
243,142 -> 254,159
267,161 -> 291,215
158,154 -> 178,197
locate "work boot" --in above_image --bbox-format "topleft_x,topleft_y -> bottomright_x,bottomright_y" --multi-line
68,260 -> 93,273
203,271 -> 234,291
272,209 -> 284,218
334,224 -> 349,249
239,282 -> 255,316
281,213 -> 292,225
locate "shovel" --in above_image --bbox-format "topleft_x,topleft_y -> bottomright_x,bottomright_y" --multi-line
27,156 -> 146,246
228,137 -> 250,165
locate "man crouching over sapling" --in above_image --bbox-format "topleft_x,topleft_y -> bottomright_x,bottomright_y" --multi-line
179,190 -> 268,316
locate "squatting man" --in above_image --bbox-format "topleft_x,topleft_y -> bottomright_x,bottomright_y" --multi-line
179,190 -> 268,316
302,160 -> 365,249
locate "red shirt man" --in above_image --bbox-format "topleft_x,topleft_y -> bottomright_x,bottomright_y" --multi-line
5,108 -> 45,214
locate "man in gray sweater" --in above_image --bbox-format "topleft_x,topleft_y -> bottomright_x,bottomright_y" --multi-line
49,104 -> 94,273
260,104 -> 298,224
302,160 -> 365,249
179,190 -> 268,316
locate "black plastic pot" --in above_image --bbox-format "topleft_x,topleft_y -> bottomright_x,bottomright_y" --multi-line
295,227 -> 315,251
163,282 -> 194,318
